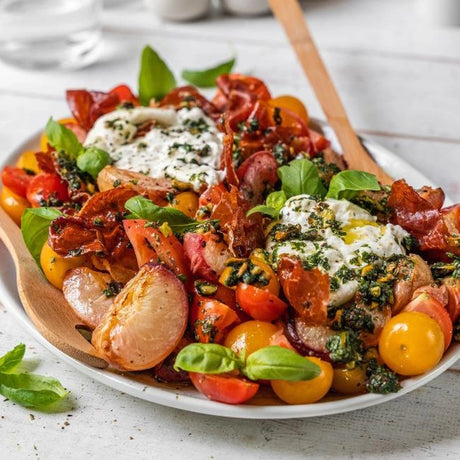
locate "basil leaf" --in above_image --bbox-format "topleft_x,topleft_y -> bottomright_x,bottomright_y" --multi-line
278,159 -> 326,198
182,57 -> 236,88
174,343 -> 243,374
21,208 -> 63,265
327,170 -> 380,200
138,45 -> 177,106
242,346 -> 321,381
0,344 -> 25,374
0,372 -> 68,409
246,205 -> 278,218
125,195 -> 208,234
266,190 -> 287,212
76,146 -> 112,179
45,118 -> 82,159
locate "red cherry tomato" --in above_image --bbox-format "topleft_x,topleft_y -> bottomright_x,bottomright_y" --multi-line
235,283 -> 287,322
1,166 -> 34,198
189,372 -> 259,404
123,219 -> 190,282
26,173 -> 69,207
402,292 -> 453,350
442,277 -> 460,323
190,298 -> 240,343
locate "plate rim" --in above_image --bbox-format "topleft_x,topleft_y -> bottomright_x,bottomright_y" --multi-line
0,124 -> 458,420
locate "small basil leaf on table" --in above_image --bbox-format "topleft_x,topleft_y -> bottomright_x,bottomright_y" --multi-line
242,346 -> 321,381
182,57 -> 236,88
174,343 -> 243,374
0,373 -> 68,409
45,118 -> 82,159
138,45 -> 177,106
327,170 -> 380,200
125,195 -> 211,234
278,159 -> 326,198
76,146 -> 112,179
0,343 -> 25,373
21,207 -> 63,265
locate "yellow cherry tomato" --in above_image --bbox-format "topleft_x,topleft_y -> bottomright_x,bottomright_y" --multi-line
271,357 -> 333,404
379,312 -> 444,376
40,242 -> 86,290
224,320 -> 278,357
332,365 -> 367,395
16,150 -> 40,174
0,186 -> 29,226
170,191 -> 199,218
40,117 -> 77,152
270,95 -> 309,125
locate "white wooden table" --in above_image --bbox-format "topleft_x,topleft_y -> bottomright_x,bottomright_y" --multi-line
0,1 -> 459,458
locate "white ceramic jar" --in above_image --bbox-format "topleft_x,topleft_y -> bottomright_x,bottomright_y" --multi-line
144,0 -> 211,22
221,0 -> 270,16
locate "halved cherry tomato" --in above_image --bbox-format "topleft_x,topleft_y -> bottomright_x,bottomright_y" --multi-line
123,219 -> 190,282
379,311 -> 444,376
189,372 -> 259,405
224,320 -> 278,357
0,186 -> 29,225
271,357 -> 333,404
402,292 -> 453,350
236,284 -> 287,322
442,277 -> 460,323
16,151 -> 40,174
1,166 -> 34,198
190,298 -> 240,343
26,173 -> 70,208
269,95 -> 309,125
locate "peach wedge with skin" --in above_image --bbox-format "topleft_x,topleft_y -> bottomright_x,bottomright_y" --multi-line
92,263 -> 188,371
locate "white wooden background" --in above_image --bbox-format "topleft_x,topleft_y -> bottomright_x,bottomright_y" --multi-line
0,1 -> 459,458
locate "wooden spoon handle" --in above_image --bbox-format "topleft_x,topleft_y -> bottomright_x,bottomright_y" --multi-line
269,0 -> 393,185
0,206 -> 107,369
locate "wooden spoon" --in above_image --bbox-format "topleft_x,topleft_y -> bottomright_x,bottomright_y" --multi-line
0,206 -> 107,369
269,0 -> 393,185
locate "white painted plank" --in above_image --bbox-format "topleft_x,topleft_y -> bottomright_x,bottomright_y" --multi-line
0,303 -> 458,460
0,31 -> 459,141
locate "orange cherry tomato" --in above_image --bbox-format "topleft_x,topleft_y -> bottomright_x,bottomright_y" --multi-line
269,95 -> 309,125
16,151 -> 40,174
235,284 -> 287,322
26,173 -> 70,208
402,292 -> 453,350
379,312 -> 444,376
0,186 -> 29,225
224,320 -> 278,357
1,166 -> 34,198
170,191 -> 199,218
332,365 -> 367,395
189,372 -> 259,405
191,298 -> 240,344
271,357 -> 333,404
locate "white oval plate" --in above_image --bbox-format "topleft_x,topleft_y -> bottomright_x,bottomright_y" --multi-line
0,126 -> 459,419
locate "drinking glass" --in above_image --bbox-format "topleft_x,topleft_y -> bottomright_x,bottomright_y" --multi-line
0,0 -> 102,70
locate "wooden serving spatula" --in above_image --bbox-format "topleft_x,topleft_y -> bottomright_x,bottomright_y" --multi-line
269,0 -> 393,185
0,206 -> 107,368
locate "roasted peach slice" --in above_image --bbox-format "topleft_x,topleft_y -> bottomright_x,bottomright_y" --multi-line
91,263 -> 188,371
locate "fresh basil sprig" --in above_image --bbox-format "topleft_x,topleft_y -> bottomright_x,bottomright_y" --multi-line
0,344 -> 69,410
174,343 -> 243,374
125,195 -> 215,234
138,45 -> 177,106
174,343 -> 320,382
247,190 -> 287,218
45,118 -> 112,178
182,57 -> 236,88
327,170 -> 380,200
21,207 -> 62,265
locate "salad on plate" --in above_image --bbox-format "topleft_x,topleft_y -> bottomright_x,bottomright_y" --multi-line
1,46 -> 459,406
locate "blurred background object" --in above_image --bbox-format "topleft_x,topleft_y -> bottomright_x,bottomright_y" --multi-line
416,0 -> 460,27
222,0 -> 270,16
144,0 -> 211,21
0,0 -> 102,70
